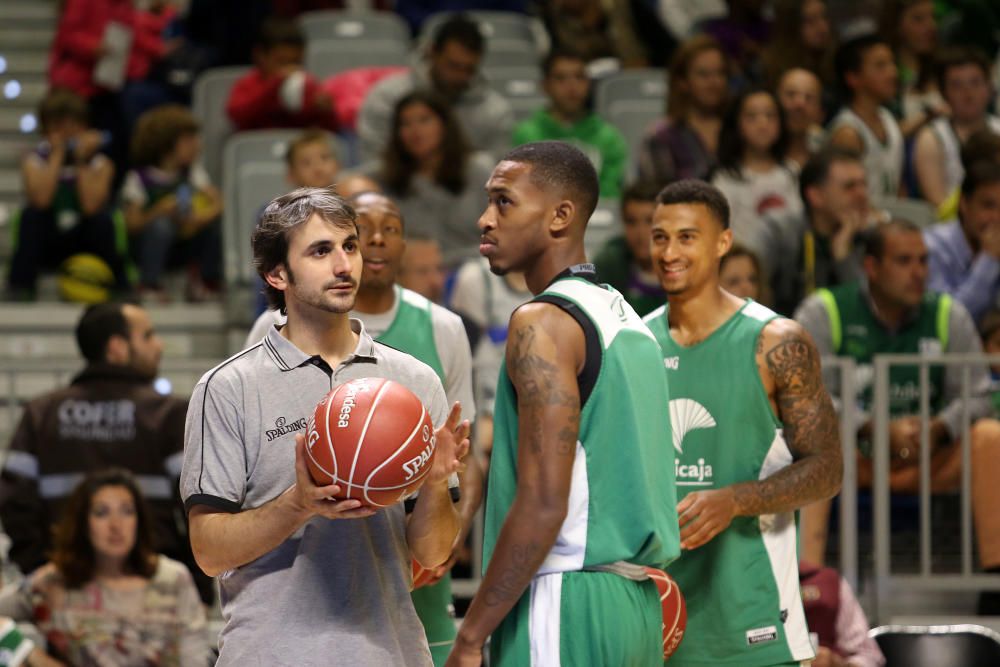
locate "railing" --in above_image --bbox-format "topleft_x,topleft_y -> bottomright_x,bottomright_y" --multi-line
870,353 -> 1000,622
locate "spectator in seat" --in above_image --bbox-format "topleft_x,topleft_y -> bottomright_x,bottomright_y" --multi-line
357,14 -> 513,163
121,104 -> 222,301
225,17 -> 336,132
719,243 -> 768,305
285,129 -> 341,190
828,35 -> 904,200
512,48 -> 626,198
592,181 -> 665,316
637,35 -> 728,186
7,89 -> 131,299
764,148 -> 886,316
924,160 -> 1000,324
0,469 -> 207,666
799,562 -> 885,667
776,68 -> 826,170
912,47 -> 1000,212
710,87 -> 802,260
758,0 -> 836,90
878,0 -> 946,137
398,233 -> 447,304
0,303 -> 211,603
369,90 -> 494,266
794,220 -> 1000,583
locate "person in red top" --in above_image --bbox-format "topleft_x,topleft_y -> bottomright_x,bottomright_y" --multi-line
49,0 -> 172,100
226,17 -> 337,132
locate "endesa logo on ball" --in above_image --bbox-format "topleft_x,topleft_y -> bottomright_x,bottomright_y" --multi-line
402,425 -> 436,481
337,379 -> 369,428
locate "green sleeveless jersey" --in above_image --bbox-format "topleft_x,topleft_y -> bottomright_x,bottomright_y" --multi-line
484,274 -> 680,575
644,299 -> 814,666
816,284 -> 950,417
377,286 -> 446,381
370,286 -> 455,665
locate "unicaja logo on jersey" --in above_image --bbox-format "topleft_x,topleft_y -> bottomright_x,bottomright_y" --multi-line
670,398 -> 716,486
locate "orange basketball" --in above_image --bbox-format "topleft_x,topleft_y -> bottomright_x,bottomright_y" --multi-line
645,567 -> 687,661
306,377 -> 436,507
411,559 -> 437,590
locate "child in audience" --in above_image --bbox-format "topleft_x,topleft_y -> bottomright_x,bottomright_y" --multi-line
226,17 -> 336,132
8,89 -> 131,299
285,129 -> 340,189
121,104 -> 222,301
711,88 -> 802,258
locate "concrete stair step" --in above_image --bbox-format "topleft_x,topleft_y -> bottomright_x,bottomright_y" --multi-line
0,52 -> 47,77
0,108 -> 38,134
0,138 -> 34,168
0,27 -> 55,51
0,3 -> 57,23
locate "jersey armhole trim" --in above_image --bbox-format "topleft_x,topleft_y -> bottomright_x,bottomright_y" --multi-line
937,293 -> 951,350
184,494 -> 241,514
816,289 -> 841,353
532,294 -> 601,408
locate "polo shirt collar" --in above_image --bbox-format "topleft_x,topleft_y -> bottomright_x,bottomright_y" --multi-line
263,317 -> 377,372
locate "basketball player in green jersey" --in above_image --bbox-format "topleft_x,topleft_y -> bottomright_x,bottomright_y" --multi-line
642,180 -> 843,667
348,191 -> 484,666
446,142 -> 680,667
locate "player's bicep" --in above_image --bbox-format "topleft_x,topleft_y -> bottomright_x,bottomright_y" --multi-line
506,305 -> 581,507
762,320 -> 839,460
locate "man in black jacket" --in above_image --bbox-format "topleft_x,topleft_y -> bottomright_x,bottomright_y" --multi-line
0,303 -> 207,599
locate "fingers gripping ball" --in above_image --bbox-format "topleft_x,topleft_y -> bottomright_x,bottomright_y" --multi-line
644,567 -> 687,661
306,377 -> 437,507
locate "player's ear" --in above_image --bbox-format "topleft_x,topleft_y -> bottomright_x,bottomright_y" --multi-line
717,228 -> 733,258
264,264 -> 289,292
549,199 -> 576,235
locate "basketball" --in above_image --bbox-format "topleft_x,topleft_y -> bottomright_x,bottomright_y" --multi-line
57,253 -> 114,304
645,567 -> 687,661
305,377 -> 437,507
411,559 -> 437,590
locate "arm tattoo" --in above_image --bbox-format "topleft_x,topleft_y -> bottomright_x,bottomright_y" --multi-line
732,327 -> 842,517
508,323 -> 580,454
483,541 -> 543,606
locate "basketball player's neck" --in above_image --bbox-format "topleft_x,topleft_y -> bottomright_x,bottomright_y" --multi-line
667,282 -> 742,346
354,282 -> 396,314
282,302 -> 359,365
851,93 -> 884,126
524,245 -> 588,295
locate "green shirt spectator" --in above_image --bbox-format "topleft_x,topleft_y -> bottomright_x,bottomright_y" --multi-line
511,48 -> 627,198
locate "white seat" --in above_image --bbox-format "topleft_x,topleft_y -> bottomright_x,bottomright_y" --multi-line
593,69 -> 667,120
299,10 -> 411,43
304,39 -> 412,79
875,196 -> 937,228
191,66 -> 251,186
585,198 -> 621,258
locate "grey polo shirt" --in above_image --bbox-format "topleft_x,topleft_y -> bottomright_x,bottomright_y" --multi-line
180,319 -> 448,667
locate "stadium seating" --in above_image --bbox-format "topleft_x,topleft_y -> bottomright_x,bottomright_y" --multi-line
192,66 -> 251,186
485,67 -> 545,124
304,39 -> 412,79
870,624 -> 1000,667
593,69 -> 667,120
874,196 -> 937,228
299,9 -> 411,44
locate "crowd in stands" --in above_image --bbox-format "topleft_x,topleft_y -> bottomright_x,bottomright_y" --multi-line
4,0 -> 1000,662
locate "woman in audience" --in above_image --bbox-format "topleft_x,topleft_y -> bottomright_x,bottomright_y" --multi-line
710,88 -> 802,259
0,468 -> 208,666
879,0 -> 947,136
719,243 -> 769,305
758,0 -> 836,89
637,35 -> 728,186
374,90 -> 494,267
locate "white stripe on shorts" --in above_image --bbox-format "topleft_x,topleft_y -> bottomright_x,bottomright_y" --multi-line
529,573 -> 562,666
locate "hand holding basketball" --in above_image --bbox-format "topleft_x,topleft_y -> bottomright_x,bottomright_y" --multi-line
289,434 -> 377,521
426,402 -> 471,486
677,487 -> 737,550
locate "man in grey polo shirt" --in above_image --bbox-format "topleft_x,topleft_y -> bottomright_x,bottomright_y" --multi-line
180,188 -> 470,666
